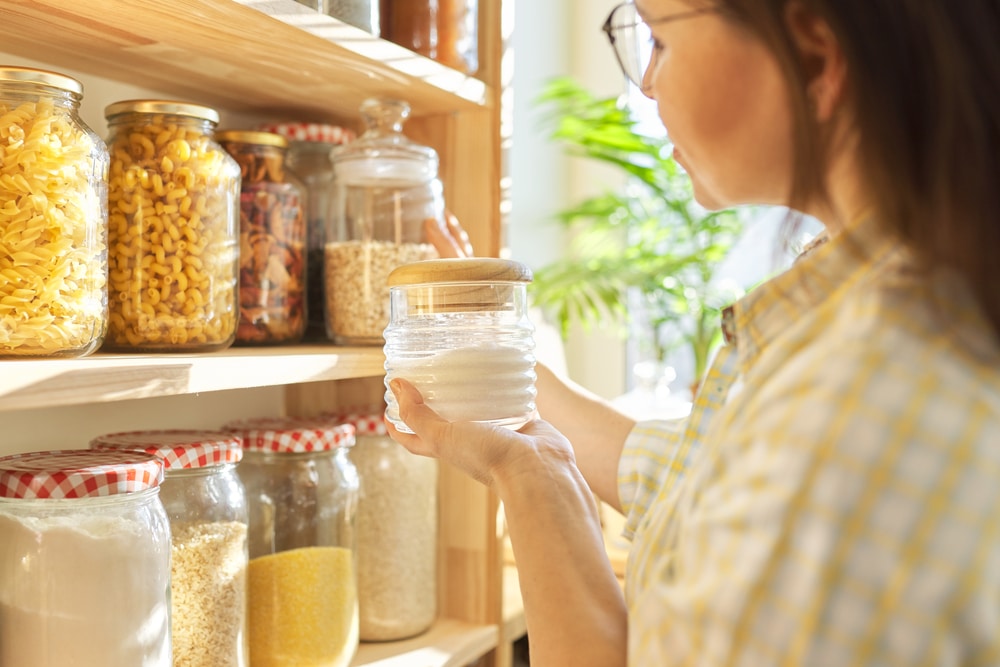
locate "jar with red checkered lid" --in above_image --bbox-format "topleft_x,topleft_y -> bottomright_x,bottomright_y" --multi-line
336,410 -> 438,640
224,416 -> 359,666
0,449 -> 171,667
90,429 -> 249,667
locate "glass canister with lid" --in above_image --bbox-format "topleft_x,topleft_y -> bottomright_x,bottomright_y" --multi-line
256,122 -> 356,342
335,411 -> 439,641
326,98 -> 441,346
383,257 -> 537,433
0,66 -> 109,358
89,429 -> 249,667
226,416 -> 360,667
217,130 -> 308,345
103,99 -> 241,352
0,449 -> 171,667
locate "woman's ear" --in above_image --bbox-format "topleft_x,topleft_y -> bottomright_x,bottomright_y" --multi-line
784,1 -> 848,122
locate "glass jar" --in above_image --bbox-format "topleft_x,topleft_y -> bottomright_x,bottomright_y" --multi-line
217,130 -> 308,345
89,430 -> 249,667
103,100 -> 241,352
227,417 -> 359,667
294,0 -> 379,33
384,258 -> 537,433
337,411 -> 438,641
327,98 -> 441,345
382,0 -> 479,74
257,122 -> 356,342
0,449 -> 171,667
0,66 -> 109,358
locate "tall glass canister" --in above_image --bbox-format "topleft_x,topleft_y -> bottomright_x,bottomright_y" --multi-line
103,100 -> 240,352
0,66 -> 109,358
0,449 -> 171,667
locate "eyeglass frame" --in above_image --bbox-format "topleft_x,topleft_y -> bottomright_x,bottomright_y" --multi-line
602,2 -> 720,89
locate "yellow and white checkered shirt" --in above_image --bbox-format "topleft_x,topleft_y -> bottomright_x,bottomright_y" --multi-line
618,220 -> 1000,665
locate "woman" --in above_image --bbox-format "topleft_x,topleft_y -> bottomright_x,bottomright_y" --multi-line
402,1 -> 1000,664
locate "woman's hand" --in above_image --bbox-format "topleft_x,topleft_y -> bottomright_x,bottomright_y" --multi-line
424,212 -> 474,258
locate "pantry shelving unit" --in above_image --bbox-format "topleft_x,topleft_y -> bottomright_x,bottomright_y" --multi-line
0,0 -> 520,665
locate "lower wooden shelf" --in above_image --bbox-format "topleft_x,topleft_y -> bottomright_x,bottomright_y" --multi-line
351,618 -> 498,667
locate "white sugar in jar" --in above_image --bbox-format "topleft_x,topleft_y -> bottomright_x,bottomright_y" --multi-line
383,257 -> 537,433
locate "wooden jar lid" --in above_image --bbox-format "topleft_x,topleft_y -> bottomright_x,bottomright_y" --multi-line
387,258 -> 532,287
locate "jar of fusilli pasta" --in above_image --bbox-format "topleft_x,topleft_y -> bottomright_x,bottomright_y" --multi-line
0,66 -> 109,358
103,100 -> 241,352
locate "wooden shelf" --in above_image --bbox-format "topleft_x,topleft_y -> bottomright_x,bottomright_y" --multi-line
0,345 -> 385,412
352,619 -> 498,667
0,0 -> 488,119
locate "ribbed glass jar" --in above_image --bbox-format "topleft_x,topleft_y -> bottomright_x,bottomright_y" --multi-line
383,258 -> 537,433
89,429 -> 250,667
0,66 -> 109,358
103,100 -> 240,352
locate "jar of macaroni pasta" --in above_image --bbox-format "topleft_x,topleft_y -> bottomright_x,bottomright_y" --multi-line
90,430 -> 249,667
103,100 -> 241,352
0,66 -> 109,358
226,417 -> 359,667
337,412 -> 438,641
217,130 -> 308,345
384,258 -> 537,433
326,98 -> 441,345
257,122 -> 355,342
0,449 -> 171,667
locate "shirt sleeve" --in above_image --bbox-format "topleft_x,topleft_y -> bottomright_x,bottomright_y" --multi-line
617,418 -> 689,540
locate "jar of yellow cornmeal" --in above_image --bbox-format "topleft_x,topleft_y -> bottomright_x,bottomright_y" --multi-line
226,417 -> 359,667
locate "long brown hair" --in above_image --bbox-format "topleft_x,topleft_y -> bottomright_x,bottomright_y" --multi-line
719,0 -> 1000,339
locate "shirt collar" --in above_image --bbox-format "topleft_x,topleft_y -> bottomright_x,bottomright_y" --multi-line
721,217 -> 899,372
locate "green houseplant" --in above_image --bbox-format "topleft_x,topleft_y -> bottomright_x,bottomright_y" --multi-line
528,78 -> 745,393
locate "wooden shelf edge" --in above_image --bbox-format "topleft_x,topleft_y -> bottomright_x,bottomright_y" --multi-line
352,618 -> 498,667
0,345 -> 386,412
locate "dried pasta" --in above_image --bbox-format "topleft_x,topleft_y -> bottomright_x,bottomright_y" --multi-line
104,109 -> 239,350
0,97 -> 108,356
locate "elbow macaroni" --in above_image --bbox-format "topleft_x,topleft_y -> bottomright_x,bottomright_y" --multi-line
104,107 -> 240,351
0,96 -> 108,357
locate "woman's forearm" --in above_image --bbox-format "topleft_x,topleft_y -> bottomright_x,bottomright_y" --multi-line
534,363 -> 635,512
496,447 -> 628,667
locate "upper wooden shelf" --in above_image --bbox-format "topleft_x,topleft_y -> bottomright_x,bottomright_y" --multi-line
0,345 -> 385,412
0,0 -> 489,119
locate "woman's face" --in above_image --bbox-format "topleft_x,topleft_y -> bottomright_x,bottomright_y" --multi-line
636,0 -> 796,210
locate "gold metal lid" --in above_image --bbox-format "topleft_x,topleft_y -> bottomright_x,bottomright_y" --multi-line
387,258 -> 533,287
215,130 -> 288,148
0,66 -> 83,95
104,99 -> 220,124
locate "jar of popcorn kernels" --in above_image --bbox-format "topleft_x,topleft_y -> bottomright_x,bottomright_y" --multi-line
103,100 -> 241,352
0,66 -> 109,358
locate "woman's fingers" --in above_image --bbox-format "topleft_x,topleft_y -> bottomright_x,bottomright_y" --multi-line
423,212 -> 474,258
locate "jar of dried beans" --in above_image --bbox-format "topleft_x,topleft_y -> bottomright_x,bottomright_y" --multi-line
217,130 -> 307,345
89,429 -> 249,667
256,122 -> 356,342
337,411 -> 438,641
0,66 -> 109,358
226,417 -> 359,667
327,98 -> 442,345
384,258 -> 537,432
0,449 -> 171,667
103,100 -> 241,352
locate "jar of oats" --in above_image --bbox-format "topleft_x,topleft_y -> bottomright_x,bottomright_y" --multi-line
89,429 -> 249,667
226,417 -> 359,667
103,100 -> 241,352
336,411 -> 438,641
326,98 -> 441,345
0,66 -> 109,358
217,130 -> 308,346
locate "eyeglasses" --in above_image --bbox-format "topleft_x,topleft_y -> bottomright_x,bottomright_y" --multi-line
602,2 -> 719,89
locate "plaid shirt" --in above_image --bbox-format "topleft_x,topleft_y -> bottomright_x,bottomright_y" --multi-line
618,219 -> 1000,666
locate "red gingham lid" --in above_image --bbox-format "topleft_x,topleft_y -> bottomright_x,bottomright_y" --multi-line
0,449 -> 164,499
324,411 -> 387,436
89,430 -> 243,470
256,122 -> 356,145
224,417 -> 356,454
